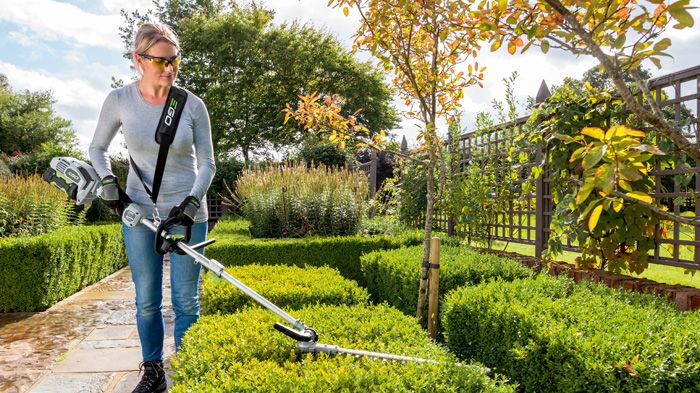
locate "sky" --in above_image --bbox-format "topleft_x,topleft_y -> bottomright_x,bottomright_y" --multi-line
0,0 -> 699,158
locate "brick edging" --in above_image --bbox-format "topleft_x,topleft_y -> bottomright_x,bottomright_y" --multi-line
476,248 -> 700,311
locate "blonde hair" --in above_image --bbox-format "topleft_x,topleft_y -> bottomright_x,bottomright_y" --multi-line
132,22 -> 180,75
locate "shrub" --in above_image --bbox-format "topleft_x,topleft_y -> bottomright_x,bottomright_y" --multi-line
396,157 -> 433,225
207,219 -> 424,284
201,264 -> 368,315
172,304 -> 514,392
0,156 -> 11,178
0,223 -> 126,312
208,157 -> 245,199
361,246 -> 534,318
0,174 -> 83,238
443,275 -> 700,392
298,140 -> 348,169
358,215 -> 409,236
235,164 -> 367,238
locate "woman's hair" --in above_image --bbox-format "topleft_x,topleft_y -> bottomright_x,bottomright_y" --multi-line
132,22 -> 180,74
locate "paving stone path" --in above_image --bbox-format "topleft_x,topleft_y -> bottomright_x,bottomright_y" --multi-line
0,260 -> 177,393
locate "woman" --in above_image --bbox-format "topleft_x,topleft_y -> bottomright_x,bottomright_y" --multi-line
89,22 -> 215,393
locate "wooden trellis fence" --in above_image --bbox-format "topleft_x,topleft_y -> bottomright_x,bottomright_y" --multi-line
433,65 -> 700,270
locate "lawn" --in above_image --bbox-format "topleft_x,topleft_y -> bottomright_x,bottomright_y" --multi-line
483,240 -> 700,289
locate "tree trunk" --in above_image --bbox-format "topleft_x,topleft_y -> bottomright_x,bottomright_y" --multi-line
416,156 -> 435,322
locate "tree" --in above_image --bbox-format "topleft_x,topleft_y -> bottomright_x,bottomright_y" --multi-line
582,65 -> 652,91
286,0 -> 485,322
469,1 -> 700,272
119,1 -> 398,163
472,0 -> 698,160
0,74 -> 77,155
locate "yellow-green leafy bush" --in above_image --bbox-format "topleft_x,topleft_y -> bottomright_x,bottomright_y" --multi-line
201,264 -> 368,314
443,275 -> 700,392
172,304 -> 514,392
361,246 -> 534,317
0,223 -> 126,311
207,218 -> 424,284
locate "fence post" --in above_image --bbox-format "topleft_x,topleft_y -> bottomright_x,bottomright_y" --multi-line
369,149 -> 378,199
428,237 -> 440,339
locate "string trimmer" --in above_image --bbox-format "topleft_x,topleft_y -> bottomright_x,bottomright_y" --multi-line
44,157 -> 441,365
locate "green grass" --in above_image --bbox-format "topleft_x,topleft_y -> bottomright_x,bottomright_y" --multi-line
481,240 -> 700,289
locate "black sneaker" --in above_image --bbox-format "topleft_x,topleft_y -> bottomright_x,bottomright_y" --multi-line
132,360 -> 167,393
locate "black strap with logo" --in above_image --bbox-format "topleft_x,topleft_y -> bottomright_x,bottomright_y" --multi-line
130,86 -> 188,205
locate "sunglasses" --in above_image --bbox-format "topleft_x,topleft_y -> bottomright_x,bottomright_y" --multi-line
139,53 -> 182,69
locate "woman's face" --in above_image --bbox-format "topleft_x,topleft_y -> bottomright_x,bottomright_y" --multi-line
136,40 -> 179,88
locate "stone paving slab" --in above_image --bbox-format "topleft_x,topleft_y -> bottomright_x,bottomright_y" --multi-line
53,348 -> 143,373
74,291 -> 136,301
29,373 -> 114,393
2,259 -> 183,392
0,372 -> 45,393
85,326 -> 135,341
78,339 -> 141,350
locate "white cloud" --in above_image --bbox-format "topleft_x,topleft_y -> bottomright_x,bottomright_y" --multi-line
0,0 -> 123,50
101,0 -> 154,14
0,60 -> 119,152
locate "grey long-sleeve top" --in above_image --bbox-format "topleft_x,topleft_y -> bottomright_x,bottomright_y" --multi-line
88,82 -> 216,223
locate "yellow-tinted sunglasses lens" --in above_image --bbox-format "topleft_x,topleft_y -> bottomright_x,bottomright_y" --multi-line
142,54 -> 181,69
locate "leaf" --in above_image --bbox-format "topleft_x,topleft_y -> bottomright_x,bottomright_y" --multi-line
613,198 -> 624,212
669,7 -> 694,27
588,205 -> 604,232
595,164 -> 614,195
582,144 -> 606,170
626,129 -> 646,137
579,199 -> 600,221
627,191 -> 653,204
576,181 -> 595,205
540,40 -> 550,54
653,37 -> 672,52
614,34 -> 626,49
491,39 -> 503,51
552,132 -> 576,143
343,6 -> 349,16
507,40 -> 516,54
570,146 -> 587,163
605,125 -> 628,140
619,166 -> 643,181
619,179 -> 634,192
581,127 -> 605,141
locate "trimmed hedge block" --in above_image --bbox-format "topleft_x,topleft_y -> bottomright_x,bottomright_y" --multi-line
361,246 -> 535,316
201,264 -> 368,314
443,275 -> 700,393
172,304 -> 514,392
0,223 -> 126,312
206,219 -> 425,284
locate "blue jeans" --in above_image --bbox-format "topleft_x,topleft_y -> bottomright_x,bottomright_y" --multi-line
122,222 -> 207,362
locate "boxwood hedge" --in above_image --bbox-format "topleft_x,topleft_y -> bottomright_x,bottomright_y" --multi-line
0,223 -> 126,312
443,275 -> 700,393
172,304 -> 515,392
206,219 -> 425,284
361,246 -> 535,316
201,264 -> 368,315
